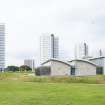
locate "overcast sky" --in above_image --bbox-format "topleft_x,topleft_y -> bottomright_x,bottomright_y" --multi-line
0,0 -> 105,66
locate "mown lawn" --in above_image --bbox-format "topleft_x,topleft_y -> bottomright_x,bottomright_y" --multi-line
0,80 -> 105,105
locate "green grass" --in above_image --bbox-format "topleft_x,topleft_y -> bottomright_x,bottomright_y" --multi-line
1,81 -> 105,105
0,73 -> 105,105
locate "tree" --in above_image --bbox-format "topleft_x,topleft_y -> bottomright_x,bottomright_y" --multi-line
19,65 -> 32,72
6,66 -> 19,72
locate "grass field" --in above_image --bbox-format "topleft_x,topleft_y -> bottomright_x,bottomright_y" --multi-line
0,73 -> 105,105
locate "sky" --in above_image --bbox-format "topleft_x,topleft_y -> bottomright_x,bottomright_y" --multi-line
0,0 -> 105,66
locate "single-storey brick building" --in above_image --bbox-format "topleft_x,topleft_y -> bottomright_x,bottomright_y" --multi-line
68,59 -> 97,76
41,59 -> 72,76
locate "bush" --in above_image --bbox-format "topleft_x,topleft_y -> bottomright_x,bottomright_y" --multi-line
35,66 -> 51,76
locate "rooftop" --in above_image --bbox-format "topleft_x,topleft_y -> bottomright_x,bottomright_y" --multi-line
68,59 -> 97,67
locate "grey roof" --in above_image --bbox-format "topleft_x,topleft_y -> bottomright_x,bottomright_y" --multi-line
68,59 -> 97,67
89,56 -> 105,60
41,58 -> 72,67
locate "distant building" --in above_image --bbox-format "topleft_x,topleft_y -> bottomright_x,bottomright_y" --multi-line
40,34 -> 59,64
75,43 -> 89,59
0,24 -> 5,71
24,59 -> 35,72
99,49 -> 103,57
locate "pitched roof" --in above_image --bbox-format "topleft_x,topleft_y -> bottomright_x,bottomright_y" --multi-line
41,58 -> 72,67
89,56 -> 105,60
68,59 -> 97,67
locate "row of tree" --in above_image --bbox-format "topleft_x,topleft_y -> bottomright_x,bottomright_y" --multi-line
6,65 -> 32,72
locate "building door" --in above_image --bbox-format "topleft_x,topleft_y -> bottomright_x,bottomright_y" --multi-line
71,67 -> 75,75
96,67 -> 103,74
